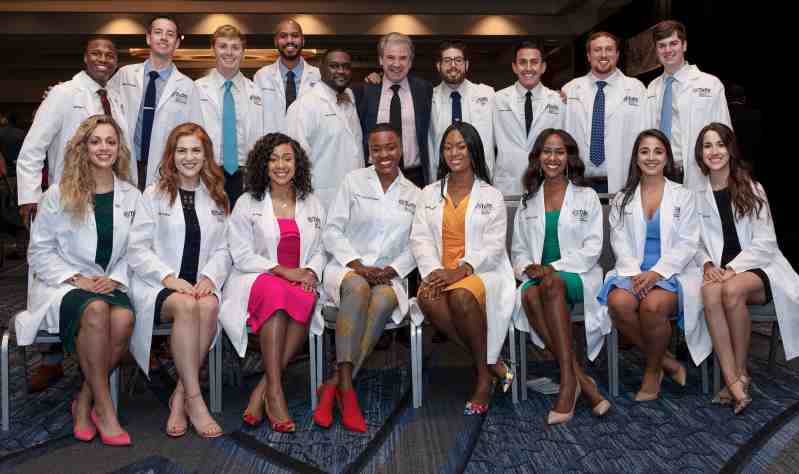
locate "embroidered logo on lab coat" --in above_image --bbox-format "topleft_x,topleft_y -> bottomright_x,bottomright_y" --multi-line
124,210 -> 136,220
694,88 -> 712,98
623,96 -> 640,107
250,95 -> 263,106
476,97 -> 489,106
673,206 -> 681,219
174,91 -> 188,104
307,216 -> 322,229
211,209 -> 225,216
545,104 -> 560,114
475,202 -> 493,215
399,199 -> 416,214
572,209 -> 588,222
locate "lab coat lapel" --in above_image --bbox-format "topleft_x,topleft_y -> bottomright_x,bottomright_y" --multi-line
660,180 -> 674,252
530,187 -> 547,263
603,78 -> 626,121
156,73 -> 181,112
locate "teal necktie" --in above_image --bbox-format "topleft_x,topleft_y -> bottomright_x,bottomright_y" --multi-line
223,80 -> 238,175
660,76 -> 675,140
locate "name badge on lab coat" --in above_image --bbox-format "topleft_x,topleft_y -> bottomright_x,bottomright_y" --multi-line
250,95 -> 263,106
572,209 -> 588,222
174,92 -> 188,104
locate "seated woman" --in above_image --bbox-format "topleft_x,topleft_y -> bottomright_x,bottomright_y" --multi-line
511,129 -> 608,424
128,123 -> 230,438
16,115 -> 139,445
219,133 -> 326,433
313,123 -> 420,432
411,121 -> 515,415
695,123 -> 799,414
598,129 -> 705,401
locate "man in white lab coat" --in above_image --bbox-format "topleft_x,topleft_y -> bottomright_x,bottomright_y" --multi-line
563,32 -> 648,194
196,25 -> 264,205
285,49 -> 364,208
109,15 -> 203,190
428,40 -> 495,182
253,19 -> 321,135
646,20 -> 731,191
494,41 -> 565,196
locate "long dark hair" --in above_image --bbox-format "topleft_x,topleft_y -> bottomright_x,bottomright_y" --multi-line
521,129 -> 586,207
615,129 -> 680,221
695,122 -> 765,219
436,122 -> 492,198
245,133 -> 313,201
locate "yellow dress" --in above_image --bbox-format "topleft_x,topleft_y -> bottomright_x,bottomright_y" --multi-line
441,194 -> 486,308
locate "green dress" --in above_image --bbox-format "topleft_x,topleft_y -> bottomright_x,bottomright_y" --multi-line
58,191 -> 133,353
520,210 -> 584,304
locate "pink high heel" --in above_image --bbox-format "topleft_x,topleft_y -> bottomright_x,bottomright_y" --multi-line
71,400 -> 96,442
90,408 -> 132,446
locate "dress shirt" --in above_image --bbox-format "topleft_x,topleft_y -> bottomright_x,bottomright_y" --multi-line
209,69 -> 248,167
663,62 -> 690,165
377,77 -> 419,169
134,60 -> 175,163
582,69 -> 622,178
278,58 -> 305,93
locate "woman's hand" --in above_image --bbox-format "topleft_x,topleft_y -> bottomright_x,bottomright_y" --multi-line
163,275 -> 195,295
703,262 -> 725,284
91,276 -> 120,295
193,276 -> 216,298
298,268 -> 318,293
720,267 -> 737,282
70,275 -> 97,292
632,271 -> 662,297
524,264 -> 553,280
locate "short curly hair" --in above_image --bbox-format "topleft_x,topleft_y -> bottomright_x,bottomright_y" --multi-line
245,133 -> 313,201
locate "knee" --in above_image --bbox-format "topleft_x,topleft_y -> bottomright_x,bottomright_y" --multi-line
197,296 -> 220,323
607,292 -> 634,319
370,287 -> 397,314
81,301 -> 110,332
447,289 -> 476,314
721,282 -> 746,308
110,310 -> 135,341
541,274 -> 566,301
176,294 -> 199,316
342,274 -> 371,300
638,298 -> 669,321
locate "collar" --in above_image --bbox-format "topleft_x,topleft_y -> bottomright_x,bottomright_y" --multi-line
589,68 -> 620,87
666,62 -> 692,83
319,82 -> 354,103
211,68 -> 244,90
442,79 -> 470,97
77,70 -> 107,93
515,81 -> 542,99
144,59 -> 175,81
279,57 -> 305,79
368,165 -> 404,192
382,76 -> 411,95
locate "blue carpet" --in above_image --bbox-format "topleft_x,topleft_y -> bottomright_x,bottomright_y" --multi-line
110,455 -> 189,474
462,356 -> 799,473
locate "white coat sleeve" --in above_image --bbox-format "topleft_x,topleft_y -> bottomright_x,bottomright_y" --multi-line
651,191 -> 699,279
608,196 -> 640,275
386,193 -> 420,279
127,191 -> 176,286
713,83 -> 732,128
199,220 -> 233,290
550,191 -> 603,274
727,185 -> 778,273
304,204 -> 328,279
27,190 -> 80,286
228,197 -> 280,273
16,87 -> 68,205
322,177 -> 361,267
410,194 -> 440,279
510,201 -> 533,282
462,192 -> 507,274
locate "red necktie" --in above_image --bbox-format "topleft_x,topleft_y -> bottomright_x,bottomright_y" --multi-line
97,89 -> 112,116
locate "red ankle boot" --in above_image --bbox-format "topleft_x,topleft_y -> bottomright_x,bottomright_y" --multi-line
313,383 -> 337,428
337,388 -> 367,433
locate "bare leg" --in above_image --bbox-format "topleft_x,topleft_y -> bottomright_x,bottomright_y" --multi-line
351,285 -> 397,380
160,294 -> 198,433
447,289 -> 493,407
417,287 -> 467,349
539,275 -> 578,414
259,311 -> 290,422
702,282 -> 744,400
521,284 -> 553,349
637,290 -> 677,396
329,274 -> 371,390
722,272 -> 767,381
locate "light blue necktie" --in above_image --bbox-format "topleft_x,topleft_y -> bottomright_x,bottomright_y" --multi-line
589,81 -> 607,167
223,80 -> 238,175
660,76 -> 675,140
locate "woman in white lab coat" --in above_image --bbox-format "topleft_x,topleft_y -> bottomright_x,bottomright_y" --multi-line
598,129 -> 703,402
411,121 -> 515,416
313,124 -> 419,432
695,123 -> 799,414
219,133 -> 326,433
19,115 -> 138,445
128,123 -> 230,438
511,129 -> 608,424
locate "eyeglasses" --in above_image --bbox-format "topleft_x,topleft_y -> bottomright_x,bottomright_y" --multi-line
440,57 -> 466,66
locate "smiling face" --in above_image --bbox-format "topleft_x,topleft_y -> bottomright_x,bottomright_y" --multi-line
512,47 -> 546,90
380,42 -> 412,83
437,47 -> 468,86
538,133 -> 567,179
268,143 -> 296,186
636,135 -> 668,177
173,133 -> 206,185
443,129 -> 472,175
84,39 -> 117,86
321,50 -> 352,93
213,36 -> 244,77
655,32 -> 687,72
368,129 -> 402,177
87,123 -> 119,171
146,18 -> 180,59
274,21 -> 304,61
701,130 -> 730,173
587,35 -> 619,79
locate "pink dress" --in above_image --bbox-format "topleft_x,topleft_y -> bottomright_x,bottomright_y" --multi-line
246,218 -> 316,333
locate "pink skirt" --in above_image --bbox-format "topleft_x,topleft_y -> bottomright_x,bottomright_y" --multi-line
246,273 -> 316,334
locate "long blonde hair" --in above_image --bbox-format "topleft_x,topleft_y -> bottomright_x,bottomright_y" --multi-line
60,115 -> 132,220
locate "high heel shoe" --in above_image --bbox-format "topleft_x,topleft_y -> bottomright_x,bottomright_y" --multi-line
166,390 -> 187,437
634,370 -> 663,402
313,383 -> 337,428
547,380 -> 581,425
264,395 -> 296,433
493,360 -> 515,394
184,393 -> 223,438
90,408 -> 132,446
730,377 -> 752,416
585,377 -> 611,417
71,400 -> 96,442
463,400 -> 489,416
242,393 -> 264,428
337,387 -> 367,433
711,385 -> 733,405
668,364 -> 687,387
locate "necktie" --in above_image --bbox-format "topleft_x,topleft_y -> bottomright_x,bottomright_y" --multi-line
450,91 -> 462,123
524,90 -> 533,136
336,92 -> 351,105
660,76 -> 675,140
223,80 -> 238,175
285,70 -> 297,110
140,70 -> 160,165
389,84 -> 403,168
97,89 -> 112,116
589,80 -> 607,167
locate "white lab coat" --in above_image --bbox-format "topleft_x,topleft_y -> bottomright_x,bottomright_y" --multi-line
109,63 -> 204,189
646,64 -> 732,191
253,59 -> 321,134
603,178 -> 709,364
493,82 -> 565,196
219,191 -> 327,357
195,71 -> 265,168
15,176 -> 140,346
284,84 -> 364,207
510,183 -> 607,360
16,71 -> 130,205
563,70 -> 648,194
322,166 -> 420,330
410,178 -> 515,364
127,183 -> 232,375
695,180 -> 799,360
428,80 -> 495,180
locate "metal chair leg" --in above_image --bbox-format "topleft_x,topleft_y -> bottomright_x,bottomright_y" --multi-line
2,329 -> 10,431
509,324 -> 518,404
410,320 -> 421,408
608,328 -> 619,398
768,322 -> 780,374
700,357 -> 709,395
519,329 -> 528,402
210,338 -> 222,414
309,332 -> 320,410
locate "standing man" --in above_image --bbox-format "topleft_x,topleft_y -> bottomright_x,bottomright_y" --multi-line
196,25 -> 264,204
254,19 -> 321,135
354,32 -> 433,188
285,49 -> 364,207
563,31 -> 648,194
110,15 -> 203,190
428,40 -> 495,183
646,20 -> 731,190
494,41 -> 564,196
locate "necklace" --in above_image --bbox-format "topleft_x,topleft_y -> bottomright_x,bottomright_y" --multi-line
275,200 -> 289,209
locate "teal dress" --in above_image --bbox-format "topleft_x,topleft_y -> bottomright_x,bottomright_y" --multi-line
520,210 -> 584,304
59,191 -> 133,353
